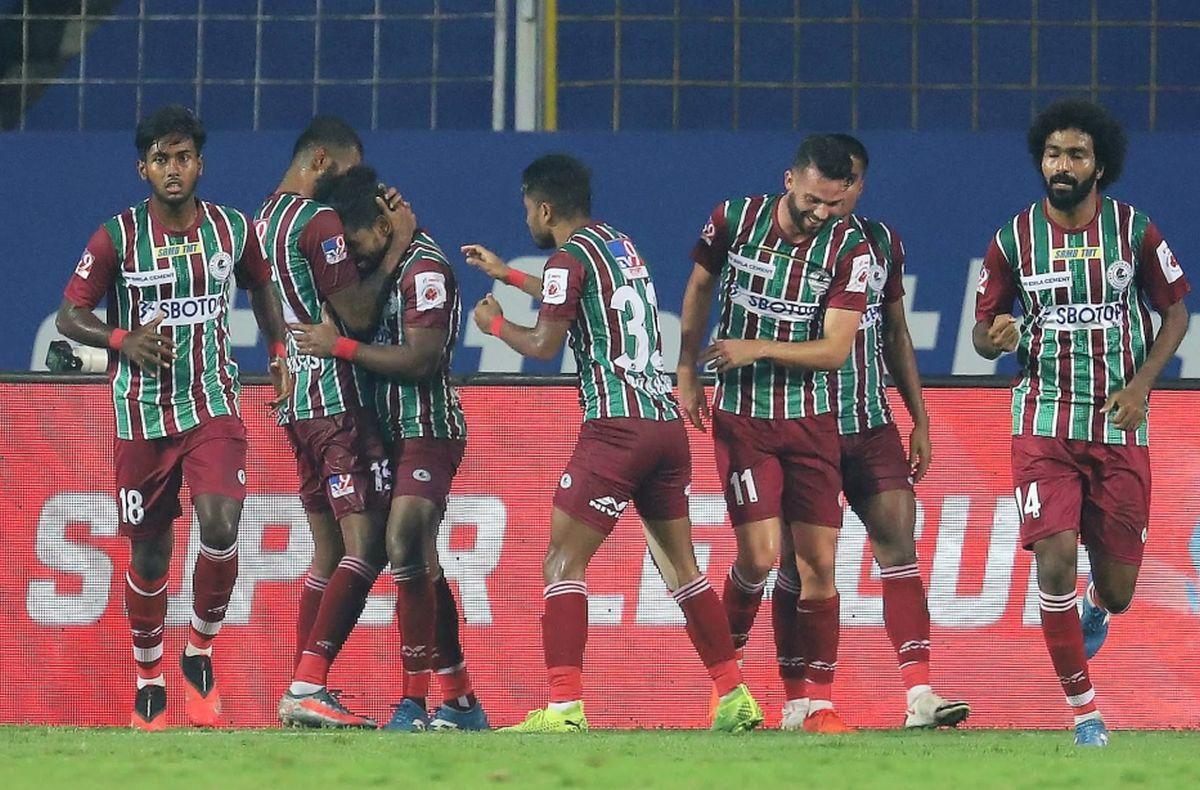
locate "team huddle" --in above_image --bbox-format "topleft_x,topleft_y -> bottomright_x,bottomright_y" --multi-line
57,99 -> 1189,746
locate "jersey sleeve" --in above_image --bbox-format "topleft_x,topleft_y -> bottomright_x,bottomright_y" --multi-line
537,251 -> 586,322
399,256 -> 456,330
63,226 -> 120,309
974,236 -> 1019,323
825,233 -> 871,314
298,208 -> 361,299
689,203 -> 730,275
234,220 -> 273,290
1135,221 -> 1191,311
882,230 -> 906,304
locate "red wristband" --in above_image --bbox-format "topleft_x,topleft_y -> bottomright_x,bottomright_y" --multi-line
332,336 -> 359,361
107,328 -> 128,351
489,315 -> 506,337
269,341 -> 286,359
504,268 -> 529,289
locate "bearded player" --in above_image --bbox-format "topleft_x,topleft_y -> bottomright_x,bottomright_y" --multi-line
467,154 -> 762,732
56,105 -> 291,729
676,135 -> 869,733
289,165 -> 489,731
974,99 -> 1189,746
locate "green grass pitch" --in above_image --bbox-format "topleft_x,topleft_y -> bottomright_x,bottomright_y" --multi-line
2,728 -> 1197,788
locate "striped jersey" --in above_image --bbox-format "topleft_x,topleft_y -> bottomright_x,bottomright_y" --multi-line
539,223 -> 678,422
976,196 -> 1191,445
829,215 -> 906,434
371,230 -> 466,442
63,198 -> 271,440
255,192 -> 363,423
691,195 -> 871,420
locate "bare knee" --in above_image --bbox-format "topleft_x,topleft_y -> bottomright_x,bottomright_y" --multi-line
542,542 -> 588,584
733,524 -> 779,583
1033,532 -> 1079,595
195,496 -> 241,550
130,533 -> 172,580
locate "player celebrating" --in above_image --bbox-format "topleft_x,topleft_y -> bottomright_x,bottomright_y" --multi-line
289,165 -> 489,731
56,105 -> 291,730
974,100 -> 1189,746
676,135 -> 869,733
467,154 -> 763,733
257,118 -> 417,728
768,135 -> 969,729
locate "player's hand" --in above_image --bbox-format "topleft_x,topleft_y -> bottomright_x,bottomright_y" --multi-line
908,420 -> 932,483
378,186 -> 416,272
987,314 -> 1019,353
1101,383 -> 1149,432
699,339 -> 762,373
122,312 -> 175,371
287,309 -> 340,359
473,295 -> 503,332
461,244 -> 509,282
676,364 -> 710,432
267,353 -> 293,415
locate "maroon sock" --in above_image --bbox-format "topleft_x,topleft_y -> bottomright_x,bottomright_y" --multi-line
393,565 -> 435,702
126,567 -> 168,682
189,541 -> 238,651
433,573 -> 475,705
294,571 -> 328,671
797,594 -> 840,702
674,576 -> 741,696
879,563 -> 932,689
542,581 -> 588,702
772,568 -> 805,700
294,555 -> 379,686
722,565 -> 766,651
1040,591 -> 1098,717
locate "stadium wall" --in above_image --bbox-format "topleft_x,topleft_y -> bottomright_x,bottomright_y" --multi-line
4,130 -> 1198,378
3,378 -> 1199,729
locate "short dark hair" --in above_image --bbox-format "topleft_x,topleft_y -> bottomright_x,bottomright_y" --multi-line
792,134 -> 854,182
135,104 -> 206,158
1028,99 -> 1127,189
292,115 -> 363,161
830,133 -> 869,170
521,154 -> 591,217
324,164 -> 383,233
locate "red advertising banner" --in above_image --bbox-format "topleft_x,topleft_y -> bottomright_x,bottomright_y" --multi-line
2,380 -> 1198,729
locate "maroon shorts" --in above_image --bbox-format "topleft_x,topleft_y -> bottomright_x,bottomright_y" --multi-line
283,407 -> 391,519
1011,434 -> 1151,566
114,415 -> 247,540
554,418 -> 691,535
840,423 -> 914,507
712,409 -> 842,528
390,437 -> 465,512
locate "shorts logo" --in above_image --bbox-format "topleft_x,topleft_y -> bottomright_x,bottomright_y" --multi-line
543,268 -> 569,305
321,235 -> 348,265
1106,259 -> 1133,291
75,251 -> 95,279
684,484 -> 691,497
588,496 -> 629,519
559,473 -> 572,489
412,468 -> 432,482
414,271 -> 447,312
328,473 -> 355,499
846,254 -> 872,294
237,469 -> 246,485
208,251 -> 233,281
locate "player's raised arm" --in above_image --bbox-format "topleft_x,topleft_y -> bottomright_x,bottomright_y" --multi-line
462,244 -> 543,299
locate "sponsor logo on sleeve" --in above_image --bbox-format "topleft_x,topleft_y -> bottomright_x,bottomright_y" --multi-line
846,254 -> 871,293
321,235 -> 347,265
977,264 -> 990,295
1106,259 -> 1134,291
74,251 -> 94,279
208,251 -> 233,281
605,238 -> 648,279
414,271 -> 448,311
1157,240 -> 1184,284
543,268 -> 569,305
700,219 -> 716,245
328,473 -> 355,499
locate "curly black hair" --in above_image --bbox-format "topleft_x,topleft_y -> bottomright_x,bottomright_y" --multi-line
323,164 -> 384,233
135,104 -> 206,159
1027,99 -> 1127,189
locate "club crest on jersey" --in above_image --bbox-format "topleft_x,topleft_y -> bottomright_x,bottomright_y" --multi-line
543,268 -> 569,305
1106,259 -> 1133,291
606,238 -> 648,279
328,473 -> 355,499
321,235 -> 347,265
208,251 -> 233,281
415,271 -> 447,312
75,251 -> 94,279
